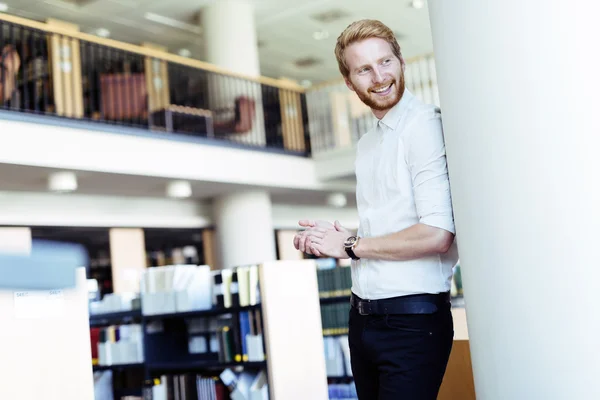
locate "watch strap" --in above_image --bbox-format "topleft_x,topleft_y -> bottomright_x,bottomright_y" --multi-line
345,246 -> 360,260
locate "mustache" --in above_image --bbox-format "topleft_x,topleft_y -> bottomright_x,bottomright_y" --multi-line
369,80 -> 395,92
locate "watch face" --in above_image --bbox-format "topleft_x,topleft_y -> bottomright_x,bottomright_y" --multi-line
344,236 -> 357,247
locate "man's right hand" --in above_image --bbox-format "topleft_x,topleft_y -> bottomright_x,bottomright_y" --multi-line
294,220 -> 334,254
294,220 -> 351,255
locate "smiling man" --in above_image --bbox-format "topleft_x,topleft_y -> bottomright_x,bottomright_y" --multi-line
294,19 -> 459,399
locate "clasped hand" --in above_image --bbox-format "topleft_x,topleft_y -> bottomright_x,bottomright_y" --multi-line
293,219 -> 351,259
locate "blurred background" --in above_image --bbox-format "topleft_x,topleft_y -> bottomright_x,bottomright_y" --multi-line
0,1 -> 470,400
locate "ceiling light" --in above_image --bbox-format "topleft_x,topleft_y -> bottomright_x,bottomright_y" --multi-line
327,193 -> 347,208
301,80 -> 313,88
166,180 -> 192,199
410,0 -> 425,9
144,12 -> 202,35
178,48 -> 192,58
95,28 -> 110,38
48,171 -> 78,193
0,3 -> 8,12
312,30 -> 330,41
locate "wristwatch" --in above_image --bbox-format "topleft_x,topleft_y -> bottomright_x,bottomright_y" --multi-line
344,236 -> 360,260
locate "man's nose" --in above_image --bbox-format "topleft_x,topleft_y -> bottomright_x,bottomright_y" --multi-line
372,67 -> 384,84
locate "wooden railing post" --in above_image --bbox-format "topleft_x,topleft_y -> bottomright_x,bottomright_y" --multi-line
141,42 -> 170,114
45,18 -> 83,118
279,88 -> 306,152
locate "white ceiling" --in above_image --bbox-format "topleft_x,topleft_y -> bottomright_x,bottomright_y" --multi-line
1,0 -> 434,83
0,163 -> 356,206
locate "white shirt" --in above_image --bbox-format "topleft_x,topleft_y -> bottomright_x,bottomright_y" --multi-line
352,89 -> 459,300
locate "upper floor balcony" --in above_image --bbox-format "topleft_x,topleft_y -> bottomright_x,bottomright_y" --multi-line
0,13 -> 310,156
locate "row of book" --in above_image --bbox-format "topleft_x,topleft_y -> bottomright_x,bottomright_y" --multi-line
220,369 -> 269,400
324,335 -> 352,378
328,383 -> 358,400
317,265 -> 352,299
89,291 -> 141,315
148,369 -> 269,400
316,261 -> 465,300
91,324 -> 144,366
186,310 -> 265,363
140,264 -> 260,315
451,262 -> 464,298
148,374 -> 227,400
321,302 -> 350,336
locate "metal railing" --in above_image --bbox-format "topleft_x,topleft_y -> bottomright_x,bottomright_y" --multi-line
0,14 -> 310,155
306,53 -> 440,155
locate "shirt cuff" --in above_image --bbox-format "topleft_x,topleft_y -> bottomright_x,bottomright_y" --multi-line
420,215 -> 455,235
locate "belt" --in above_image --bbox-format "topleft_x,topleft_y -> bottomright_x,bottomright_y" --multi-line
350,292 -> 450,315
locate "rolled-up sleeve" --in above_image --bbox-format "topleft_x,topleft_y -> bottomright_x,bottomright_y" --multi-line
404,109 -> 455,234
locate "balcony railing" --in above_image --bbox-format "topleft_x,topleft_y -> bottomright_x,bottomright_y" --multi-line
0,14 -> 310,155
305,53 -> 440,155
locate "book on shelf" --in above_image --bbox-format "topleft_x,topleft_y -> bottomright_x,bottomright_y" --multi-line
328,382 -> 358,400
185,308 -> 265,364
321,302 -> 350,336
220,368 -> 269,400
316,263 -> 352,299
139,264 -> 261,316
324,335 -> 352,379
147,373 -> 228,400
140,264 -> 213,315
92,323 -> 144,366
213,265 -> 260,309
89,291 -> 142,315
450,261 -> 464,298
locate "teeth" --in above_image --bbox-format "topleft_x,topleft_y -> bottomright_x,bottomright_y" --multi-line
373,83 -> 392,93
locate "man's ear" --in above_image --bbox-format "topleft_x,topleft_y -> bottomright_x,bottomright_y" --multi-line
344,77 -> 355,92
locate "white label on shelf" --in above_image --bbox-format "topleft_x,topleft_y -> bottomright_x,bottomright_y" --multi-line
13,290 -> 66,319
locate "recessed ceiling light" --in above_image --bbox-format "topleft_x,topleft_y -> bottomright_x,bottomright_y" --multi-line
48,171 -> 78,193
410,0 -> 425,9
327,193 -> 347,208
166,180 -> 192,199
313,30 -> 330,41
178,48 -> 192,58
95,28 -> 110,38
0,3 -> 8,12
301,80 -> 313,88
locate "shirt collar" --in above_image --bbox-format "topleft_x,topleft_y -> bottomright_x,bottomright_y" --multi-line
377,88 -> 414,131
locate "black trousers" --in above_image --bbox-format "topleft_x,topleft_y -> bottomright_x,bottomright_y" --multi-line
348,300 -> 454,400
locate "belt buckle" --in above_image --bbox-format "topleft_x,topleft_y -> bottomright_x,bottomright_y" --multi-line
358,300 -> 369,315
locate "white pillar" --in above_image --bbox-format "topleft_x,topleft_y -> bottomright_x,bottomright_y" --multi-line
201,0 -> 260,76
428,1 -> 600,399
213,191 -> 276,269
201,0 -> 266,146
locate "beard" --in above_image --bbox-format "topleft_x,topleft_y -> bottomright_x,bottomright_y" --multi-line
354,72 -> 405,112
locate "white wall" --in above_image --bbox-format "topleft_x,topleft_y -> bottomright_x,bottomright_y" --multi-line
428,1 -> 600,399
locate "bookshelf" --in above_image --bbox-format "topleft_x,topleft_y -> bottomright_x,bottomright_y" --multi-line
90,260 -> 329,400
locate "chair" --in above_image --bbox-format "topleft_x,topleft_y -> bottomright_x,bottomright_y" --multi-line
213,96 -> 256,135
